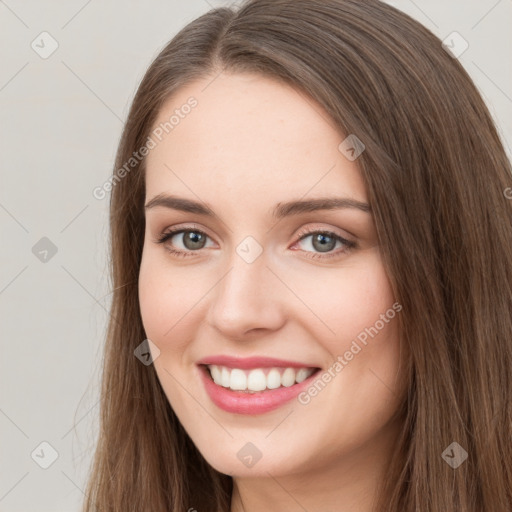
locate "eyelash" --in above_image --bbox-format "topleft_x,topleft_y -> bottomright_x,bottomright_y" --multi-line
154,224 -> 357,261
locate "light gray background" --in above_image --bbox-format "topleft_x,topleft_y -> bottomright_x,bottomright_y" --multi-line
0,1 -> 510,510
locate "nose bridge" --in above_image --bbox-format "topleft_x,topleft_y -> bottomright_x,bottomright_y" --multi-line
207,240 -> 284,336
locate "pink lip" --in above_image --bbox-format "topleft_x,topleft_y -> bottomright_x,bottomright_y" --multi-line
196,355 -> 317,369
198,364 -> 321,415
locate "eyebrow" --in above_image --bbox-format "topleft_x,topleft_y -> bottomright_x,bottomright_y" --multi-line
144,194 -> 371,219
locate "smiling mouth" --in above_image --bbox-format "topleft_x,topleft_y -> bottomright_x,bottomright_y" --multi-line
202,364 -> 322,393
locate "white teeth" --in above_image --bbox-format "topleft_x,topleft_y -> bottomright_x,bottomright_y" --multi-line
295,368 -> 311,383
210,365 -> 222,385
281,367 -> 296,387
221,367 -> 230,387
206,365 -> 316,392
247,369 -> 267,391
266,368 -> 281,389
230,369 -> 247,390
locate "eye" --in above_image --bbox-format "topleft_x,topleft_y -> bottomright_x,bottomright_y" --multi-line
154,225 -> 214,258
291,227 -> 357,260
153,224 -> 357,260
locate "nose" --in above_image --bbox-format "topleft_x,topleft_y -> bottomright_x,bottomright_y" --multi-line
205,248 -> 286,339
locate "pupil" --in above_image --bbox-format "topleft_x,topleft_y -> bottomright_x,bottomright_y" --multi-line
185,231 -> 205,249
313,234 -> 335,253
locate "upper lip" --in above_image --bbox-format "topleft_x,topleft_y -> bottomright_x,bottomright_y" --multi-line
197,355 -> 320,370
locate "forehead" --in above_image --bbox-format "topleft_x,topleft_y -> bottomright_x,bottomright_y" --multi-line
145,72 -> 367,207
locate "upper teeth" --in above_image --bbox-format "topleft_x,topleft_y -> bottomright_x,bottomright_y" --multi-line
207,365 -> 316,392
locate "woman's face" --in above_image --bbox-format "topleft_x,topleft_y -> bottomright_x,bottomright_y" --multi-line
139,72 -> 406,479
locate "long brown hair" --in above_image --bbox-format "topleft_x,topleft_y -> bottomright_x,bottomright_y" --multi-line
82,0 -> 512,510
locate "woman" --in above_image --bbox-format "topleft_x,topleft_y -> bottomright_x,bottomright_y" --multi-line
83,0 -> 512,510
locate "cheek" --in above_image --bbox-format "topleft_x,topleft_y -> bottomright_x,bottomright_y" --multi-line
138,249 -> 221,360
138,252 -> 192,350
288,256 -> 396,346
138,261 -> 167,341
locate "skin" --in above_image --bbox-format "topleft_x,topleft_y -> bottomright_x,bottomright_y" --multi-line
138,71 -> 407,511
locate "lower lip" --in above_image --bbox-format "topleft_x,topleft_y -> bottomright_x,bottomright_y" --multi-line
199,365 -> 320,415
